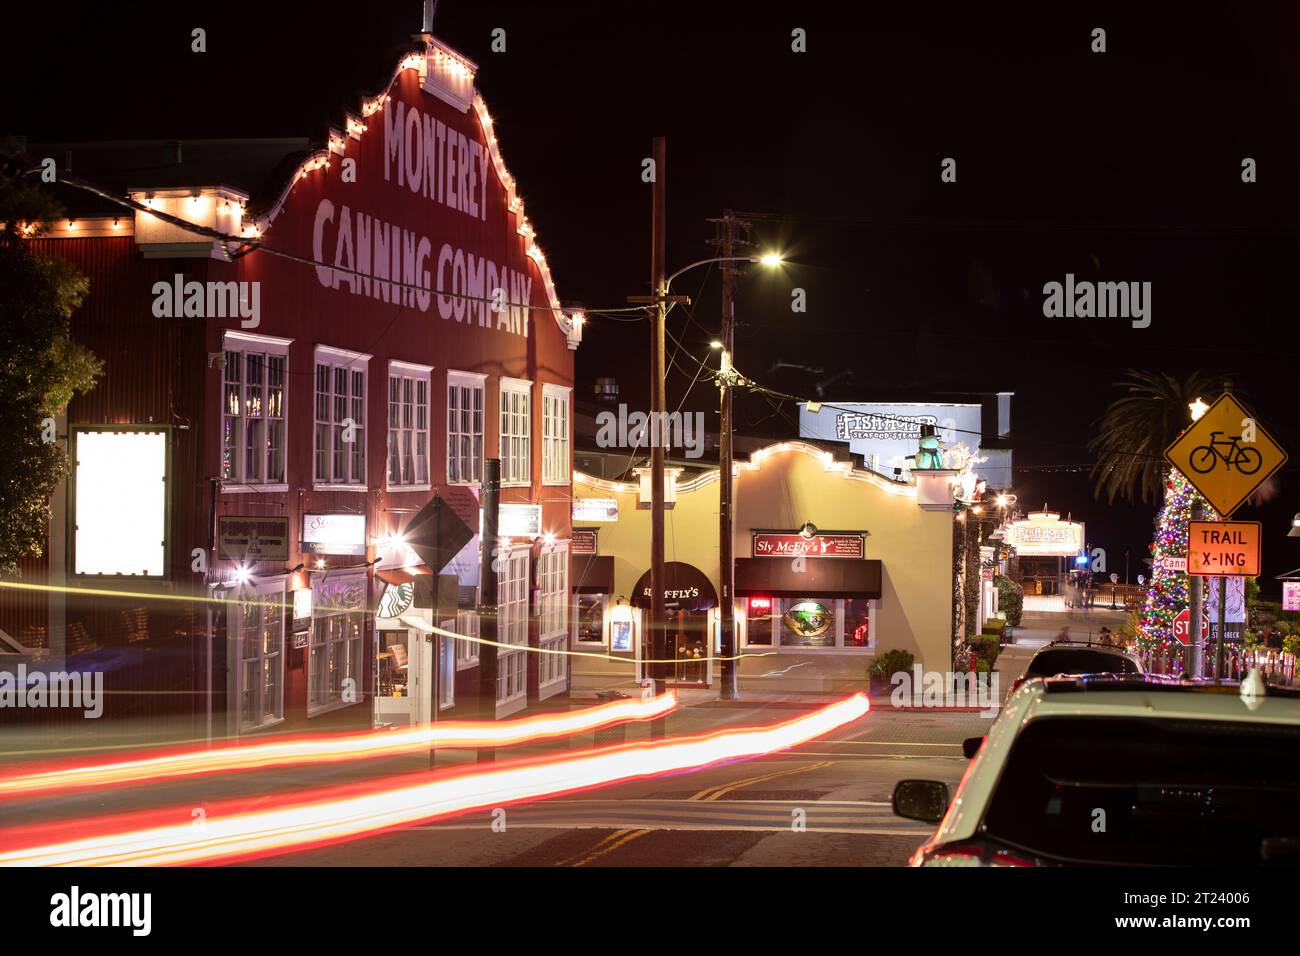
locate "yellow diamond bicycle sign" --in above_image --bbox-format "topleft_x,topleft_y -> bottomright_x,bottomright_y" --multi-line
1164,393 -> 1287,518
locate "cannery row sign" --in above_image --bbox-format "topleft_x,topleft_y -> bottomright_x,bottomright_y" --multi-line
751,531 -> 865,559
218,516 -> 290,561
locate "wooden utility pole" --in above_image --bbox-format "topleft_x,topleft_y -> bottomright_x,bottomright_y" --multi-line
649,136 -> 667,733
627,139 -> 690,729
709,210 -> 751,699
477,458 -> 501,761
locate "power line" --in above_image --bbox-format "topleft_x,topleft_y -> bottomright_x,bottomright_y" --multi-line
24,163 -> 648,318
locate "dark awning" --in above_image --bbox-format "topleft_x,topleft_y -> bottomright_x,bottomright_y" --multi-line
734,558 -> 882,600
572,555 -> 615,594
375,564 -> 432,586
632,561 -> 718,611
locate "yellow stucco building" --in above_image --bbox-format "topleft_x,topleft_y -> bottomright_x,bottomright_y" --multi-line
569,441 -> 959,693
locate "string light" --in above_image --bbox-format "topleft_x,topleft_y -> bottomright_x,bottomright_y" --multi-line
1137,468 -> 1218,660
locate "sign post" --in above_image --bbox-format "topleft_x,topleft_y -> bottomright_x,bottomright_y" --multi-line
1165,392 -> 1285,679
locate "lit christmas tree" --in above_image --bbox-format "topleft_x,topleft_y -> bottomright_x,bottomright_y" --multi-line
1137,468 -> 1217,653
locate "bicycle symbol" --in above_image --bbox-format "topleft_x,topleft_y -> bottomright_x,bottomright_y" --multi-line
1188,432 -> 1262,476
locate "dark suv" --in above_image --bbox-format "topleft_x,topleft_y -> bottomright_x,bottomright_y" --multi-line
1011,640 -> 1144,692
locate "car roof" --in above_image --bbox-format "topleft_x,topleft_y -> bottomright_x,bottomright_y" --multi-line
1032,640 -> 1130,655
1020,676 -> 1300,726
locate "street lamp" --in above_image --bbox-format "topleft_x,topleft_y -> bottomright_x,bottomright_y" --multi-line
665,253 -> 783,291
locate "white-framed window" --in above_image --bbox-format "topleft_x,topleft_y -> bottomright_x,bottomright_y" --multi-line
387,361 -> 432,488
447,370 -> 486,485
221,332 -> 291,487
573,593 -> 607,645
538,544 -> 569,689
541,383 -> 571,485
314,346 -> 371,488
234,584 -> 285,732
455,608 -> 480,670
740,597 -> 875,651
437,624 -> 456,710
497,547 -> 530,705
499,377 -> 532,487
309,582 -> 366,714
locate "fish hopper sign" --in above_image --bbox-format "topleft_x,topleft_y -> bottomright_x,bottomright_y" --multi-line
632,562 -> 718,612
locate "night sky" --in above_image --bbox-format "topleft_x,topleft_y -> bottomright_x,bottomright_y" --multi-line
6,1 -> 1300,590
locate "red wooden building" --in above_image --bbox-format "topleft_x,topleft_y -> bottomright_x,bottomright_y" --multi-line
3,33 -> 582,740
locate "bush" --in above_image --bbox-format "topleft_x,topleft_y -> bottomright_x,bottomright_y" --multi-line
996,576 -> 1024,626
870,649 -> 915,681
969,634 -> 1001,669
1284,635 -> 1300,659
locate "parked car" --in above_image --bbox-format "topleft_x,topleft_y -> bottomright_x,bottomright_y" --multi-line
893,674 -> 1300,865
1009,640 -> 1144,692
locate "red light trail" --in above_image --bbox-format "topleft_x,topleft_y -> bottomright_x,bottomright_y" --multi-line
0,693 -> 676,798
0,694 -> 868,867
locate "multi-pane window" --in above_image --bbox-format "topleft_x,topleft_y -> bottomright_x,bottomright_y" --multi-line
309,607 -> 364,711
237,591 -> 284,731
741,598 -> 874,650
314,350 -> 368,486
447,372 -> 485,485
538,546 -> 568,688
574,594 -> 606,644
455,609 -> 480,669
542,385 -> 571,485
387,364 -> 430,487
500,379 -> 531,486
222,345 -> 285,485
497,549 -> 529,704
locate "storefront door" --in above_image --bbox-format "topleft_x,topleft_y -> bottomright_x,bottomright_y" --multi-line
374,627 -> 432,726
669,610 -> 711,686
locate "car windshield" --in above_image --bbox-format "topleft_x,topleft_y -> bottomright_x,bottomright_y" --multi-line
1026,649 -> 1138,677
981,716 -> 1300,865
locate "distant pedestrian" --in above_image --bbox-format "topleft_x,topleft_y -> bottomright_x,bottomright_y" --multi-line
1056,627 -> 1072,644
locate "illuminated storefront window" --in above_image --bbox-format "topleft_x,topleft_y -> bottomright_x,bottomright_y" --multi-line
742,597 -> 874,651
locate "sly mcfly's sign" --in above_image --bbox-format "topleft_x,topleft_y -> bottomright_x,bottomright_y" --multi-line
752,531 -> 866,559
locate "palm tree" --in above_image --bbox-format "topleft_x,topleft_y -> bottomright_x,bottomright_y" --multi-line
1089,370 -> 1229,505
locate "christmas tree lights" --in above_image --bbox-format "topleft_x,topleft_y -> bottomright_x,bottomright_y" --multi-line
1137,468 -> 1218,654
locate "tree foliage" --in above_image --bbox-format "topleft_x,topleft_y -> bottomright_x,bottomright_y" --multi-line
1088,369 -> 1229,505
0,173 -> 103,575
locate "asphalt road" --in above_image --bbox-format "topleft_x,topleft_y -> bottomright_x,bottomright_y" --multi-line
244,704 -> 991,867
0,698 -> 994,867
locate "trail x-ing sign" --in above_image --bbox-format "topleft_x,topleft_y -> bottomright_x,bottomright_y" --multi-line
1164,393 -> 1287,517
1186,520 -> 1261,577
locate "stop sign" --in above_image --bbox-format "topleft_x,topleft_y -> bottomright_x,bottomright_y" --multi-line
1172,608 -> 1209,646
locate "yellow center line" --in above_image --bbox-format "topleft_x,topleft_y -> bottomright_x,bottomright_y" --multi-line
552,827 -> 637,867
559,759 -> 836,864
696,760 -> 835,802
568,828 -> 655,867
